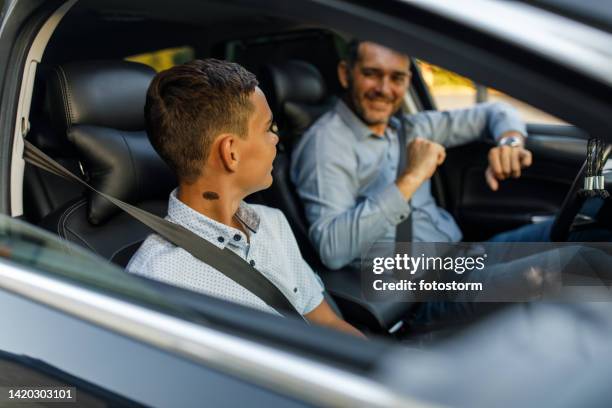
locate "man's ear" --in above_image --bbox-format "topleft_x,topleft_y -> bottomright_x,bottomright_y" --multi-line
338,61 -> 350,89
217,134 -> 239,173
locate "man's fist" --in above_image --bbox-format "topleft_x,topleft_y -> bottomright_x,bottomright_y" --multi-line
405,137 -> 446,182
486,144 -> 532,191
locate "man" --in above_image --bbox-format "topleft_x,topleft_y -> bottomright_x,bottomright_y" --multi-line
127,59 -> 362,337
291,40 -> 552,271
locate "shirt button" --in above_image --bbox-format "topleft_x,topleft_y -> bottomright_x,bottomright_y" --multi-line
217,236 -> 225,243
249,260 -> 256,267
399,215 -> 405,220
293,287 -> 298,293
233,234 -> 241,241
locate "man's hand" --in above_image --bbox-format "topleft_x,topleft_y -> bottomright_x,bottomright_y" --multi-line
406,137 -> 446,181
486,133 -> 532,191
396,138 -> 446,199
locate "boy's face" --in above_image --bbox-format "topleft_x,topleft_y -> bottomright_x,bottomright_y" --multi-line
235,87 -> 279,195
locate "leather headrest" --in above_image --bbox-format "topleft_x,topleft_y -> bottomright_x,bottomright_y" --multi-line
261,60 -> 327,115
68,125 -> 177,225
46,61 -> 155,133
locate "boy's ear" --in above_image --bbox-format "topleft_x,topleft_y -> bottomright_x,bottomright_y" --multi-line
218,134 -> 239,172
338,61 -> 350,89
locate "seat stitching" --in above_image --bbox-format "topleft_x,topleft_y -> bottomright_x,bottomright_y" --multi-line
54,68 -> 70,132
119,129 -> 139,200
57,199 -> 83,239
60,199 -> 86,238
109,239 -> 147,262
60,199 -> 98,253
58,66 -> 73,129
60,199 -> 86,239
65,225 -> 97,253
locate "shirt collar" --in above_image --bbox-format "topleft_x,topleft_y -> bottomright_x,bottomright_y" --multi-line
335,99 -> 400,140
166,188 -> 260,249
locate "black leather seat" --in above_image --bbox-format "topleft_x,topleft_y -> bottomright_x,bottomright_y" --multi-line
259,60 -> 336,266
259,60 -> 412,333
24,67 -> 85,224
38,61 -> 177,266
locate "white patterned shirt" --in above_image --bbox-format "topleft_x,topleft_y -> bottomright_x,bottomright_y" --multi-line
127,189 -> 325,316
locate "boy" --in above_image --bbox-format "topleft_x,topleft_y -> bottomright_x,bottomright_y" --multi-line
127,59 -> 362,337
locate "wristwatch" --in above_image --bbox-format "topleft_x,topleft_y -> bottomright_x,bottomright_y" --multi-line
498,134 -> 524,147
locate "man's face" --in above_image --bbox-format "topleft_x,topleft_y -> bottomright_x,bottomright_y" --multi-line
235,87 -> 279,195
342,42 -> 411,126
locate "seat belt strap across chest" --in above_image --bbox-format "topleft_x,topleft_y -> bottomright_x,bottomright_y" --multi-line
23,140 -> 303,320
395,115 -> 413,243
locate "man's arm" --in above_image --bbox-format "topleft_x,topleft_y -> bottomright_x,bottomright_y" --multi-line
410,102 -> 532,190
305,299 -> 366,338
292,127 -> 412,270
410,101 -> 527,148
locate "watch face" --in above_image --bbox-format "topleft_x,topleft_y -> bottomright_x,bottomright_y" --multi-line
500,136 -> 522,147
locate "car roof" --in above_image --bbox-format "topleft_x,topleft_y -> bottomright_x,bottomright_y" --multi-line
411,0 -> 612,88
524,0 -> 612,34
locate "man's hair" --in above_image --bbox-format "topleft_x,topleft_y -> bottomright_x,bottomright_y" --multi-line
145,59 -> 258,184
344,39 -> 409,68
345,39 -> 363,68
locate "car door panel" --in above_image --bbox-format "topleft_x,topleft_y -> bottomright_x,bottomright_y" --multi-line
438,125 -> 586,240
0,287 -> 313,408
526,124 -> 589,164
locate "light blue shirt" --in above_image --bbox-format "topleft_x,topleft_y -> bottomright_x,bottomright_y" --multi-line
291,100 -> 526,270
127,189 -> 324,316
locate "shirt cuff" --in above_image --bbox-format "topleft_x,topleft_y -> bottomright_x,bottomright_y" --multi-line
374,183 -> 411,226
493,125 -> 527,142
489,104 -> 527,141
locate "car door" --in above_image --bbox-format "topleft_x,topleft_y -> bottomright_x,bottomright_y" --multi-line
412,61 -> 587,241
0,214 -> 395,408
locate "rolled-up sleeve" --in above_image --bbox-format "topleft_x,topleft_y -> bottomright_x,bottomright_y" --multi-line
409,101 -> 527,147
291,123 -> 410,270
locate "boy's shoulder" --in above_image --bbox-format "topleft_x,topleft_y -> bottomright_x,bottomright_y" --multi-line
126,232 -> 179,273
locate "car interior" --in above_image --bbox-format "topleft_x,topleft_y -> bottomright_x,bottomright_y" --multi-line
18,0 -> 612,338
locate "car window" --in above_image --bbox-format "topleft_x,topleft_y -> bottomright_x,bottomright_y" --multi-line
0,214 -> 192,318
417,60 -> 568,125
125,46 -> 195,72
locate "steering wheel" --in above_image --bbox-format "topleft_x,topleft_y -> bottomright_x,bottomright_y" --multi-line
550,160 -> 588,241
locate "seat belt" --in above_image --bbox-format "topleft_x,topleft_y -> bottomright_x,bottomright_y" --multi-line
23,140 -> 303,320
395,115 -> 413,243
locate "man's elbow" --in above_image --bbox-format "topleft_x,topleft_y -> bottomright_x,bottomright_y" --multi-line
320,253 -> 348,270
310,224 -> 354,270
316,239 -> 351,270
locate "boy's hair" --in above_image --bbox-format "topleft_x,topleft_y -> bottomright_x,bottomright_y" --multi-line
145,59 -> 258,183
